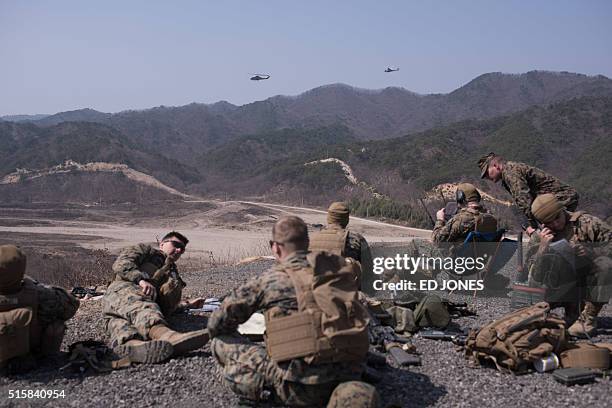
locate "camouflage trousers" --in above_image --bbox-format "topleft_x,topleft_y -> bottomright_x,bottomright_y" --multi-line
102,280 -> 168,347
211,334 -> 347,407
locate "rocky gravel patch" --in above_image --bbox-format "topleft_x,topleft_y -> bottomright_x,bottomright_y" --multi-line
1,260 -> 610,407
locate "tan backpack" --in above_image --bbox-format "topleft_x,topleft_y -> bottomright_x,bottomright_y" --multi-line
265,251 -> 370,364
464,302 -> 567,373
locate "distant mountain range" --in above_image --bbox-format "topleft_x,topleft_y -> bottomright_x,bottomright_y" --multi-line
1,71 -> 611,220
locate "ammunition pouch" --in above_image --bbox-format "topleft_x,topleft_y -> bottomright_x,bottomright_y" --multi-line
0,308 -> 33,367
560,342 -> 610,370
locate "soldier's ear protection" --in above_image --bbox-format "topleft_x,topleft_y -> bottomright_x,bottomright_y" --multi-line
456,190 -> 466,205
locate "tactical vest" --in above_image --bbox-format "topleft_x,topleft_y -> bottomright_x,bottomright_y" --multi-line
140,260 -> 185,316
0,278 -> 41,366
309,228 -> 349,256
264,252 -> 370,365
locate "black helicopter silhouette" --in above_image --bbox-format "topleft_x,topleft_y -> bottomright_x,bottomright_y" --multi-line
384,67 -> 399,73
250,74 -> 271,81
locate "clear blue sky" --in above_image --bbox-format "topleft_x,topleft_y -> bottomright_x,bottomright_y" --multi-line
1,0 -> 611,115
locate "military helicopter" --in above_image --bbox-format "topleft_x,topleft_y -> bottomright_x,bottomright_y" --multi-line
250,73 -> 271,81
384,67 -> 399,73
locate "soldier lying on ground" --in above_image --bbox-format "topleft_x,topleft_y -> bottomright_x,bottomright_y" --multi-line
478,152 -> 579,236
527,194 -> 611,337
0,245 -> 79,372
103,231 -> 208,364
208,216 -> 380,407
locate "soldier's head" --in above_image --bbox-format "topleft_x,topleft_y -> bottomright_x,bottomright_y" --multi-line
159,231 -> 189,262
270,216 -> 309,260
327,381 -> 381,408
327,202 -> 350,228
478,152 -> 504,182
0,245 -> 26,294
532,194 -> 566,232
456,183 -> 481,207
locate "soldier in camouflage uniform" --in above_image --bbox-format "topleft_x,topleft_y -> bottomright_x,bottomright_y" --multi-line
0,245 -> 79,370
432,183 -> 497,244
208,216 -> 378,407
309,202 -> 373,288
478,152 -> 579,235
103,231 -> 208,364
527,194 -> 611,337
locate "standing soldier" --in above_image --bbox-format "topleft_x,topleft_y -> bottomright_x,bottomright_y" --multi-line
478,153 -> 578,236
208,216 -> 379,407
0,245 -> 79,371
103,231 -> 208,364
529,194 -> 611,337
309,202 -> 373,288
432,183 -> 498,244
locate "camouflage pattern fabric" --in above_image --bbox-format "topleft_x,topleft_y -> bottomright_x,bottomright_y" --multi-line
501,161 -> 578,226
103,244 -> 179,347
527,212 -> 612,303
103,280 -> 168,347
327,381 -> 381,408
208,251 -> 364,406
431,205 -> 493,243
317,225 -> 374,276
25,278 -> 80,325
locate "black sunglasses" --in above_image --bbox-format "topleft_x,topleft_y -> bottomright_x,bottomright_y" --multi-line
166,240 -> 186,250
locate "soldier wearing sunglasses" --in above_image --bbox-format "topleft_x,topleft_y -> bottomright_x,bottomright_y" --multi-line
102,231 -> 209,364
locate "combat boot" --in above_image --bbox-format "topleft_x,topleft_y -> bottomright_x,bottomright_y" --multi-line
113,339 -> 174,364
148,324 -> 209,355
568,302 -> 603,338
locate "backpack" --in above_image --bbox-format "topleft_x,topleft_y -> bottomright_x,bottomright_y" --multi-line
0,308 -> 33,367
265,251 -> 370,364
464,302 -> 567,373
413,294 -> 450,329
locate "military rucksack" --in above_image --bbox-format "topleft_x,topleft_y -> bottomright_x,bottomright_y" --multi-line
265,251 -> 370,364
413,294 -> 450,329
464,302 -> 567,373
0,308 -> 33,368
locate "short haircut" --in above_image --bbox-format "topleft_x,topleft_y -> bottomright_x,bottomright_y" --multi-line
272,216 -> 309,251
161,231 -> 189,245
490,155 -> 505,166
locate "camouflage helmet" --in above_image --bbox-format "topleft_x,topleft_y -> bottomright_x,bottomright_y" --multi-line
327,202 -> 350,228
531,193 -> 564,224
0,245 -> 26,293
327,381 -> 380,408
478,152 -> 496,179
456,183 -> 481,203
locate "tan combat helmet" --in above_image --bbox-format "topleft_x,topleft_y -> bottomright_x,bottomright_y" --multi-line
456,183 -> 481,203
327,202 -> 350,228
531,193 -> 564,224
0,245 -> 26,293
477,152 -> 496,179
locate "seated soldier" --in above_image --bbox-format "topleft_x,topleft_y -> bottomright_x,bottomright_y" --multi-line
528,194 -> 611,337
208,216 -> 379,407
0,245 -> 79,371
103,231 -> 208,363
309,201 -> 373,287
432,183 -> 498,245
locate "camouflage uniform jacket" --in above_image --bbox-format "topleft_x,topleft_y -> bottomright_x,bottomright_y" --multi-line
533,212 -> 611,257
432,205 -> 493,243
0,277 -> 79,325
112,244 -> 183,288
208,251 -> 363,384
501,161 -> 578,226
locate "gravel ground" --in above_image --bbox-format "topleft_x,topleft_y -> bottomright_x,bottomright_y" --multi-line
1,260 -> 610,408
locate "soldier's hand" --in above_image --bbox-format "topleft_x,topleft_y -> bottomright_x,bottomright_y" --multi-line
184,297 -> 206,309
572,243 -> 591,258
436,208 -> 445,221
138,280 -> 157,300
537,228 -> 554,253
